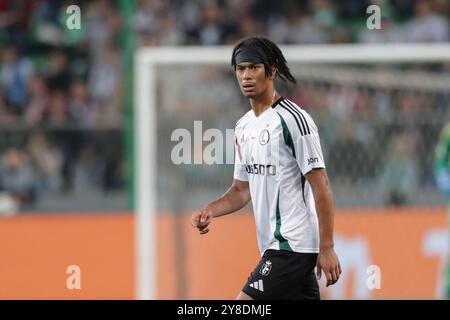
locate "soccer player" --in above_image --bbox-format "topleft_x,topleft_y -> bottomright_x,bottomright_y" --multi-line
190,36 -> 341,300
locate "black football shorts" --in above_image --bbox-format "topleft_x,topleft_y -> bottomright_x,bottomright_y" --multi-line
242,249 -> 320,300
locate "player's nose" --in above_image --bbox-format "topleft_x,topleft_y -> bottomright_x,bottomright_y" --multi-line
242,68 -> 253,79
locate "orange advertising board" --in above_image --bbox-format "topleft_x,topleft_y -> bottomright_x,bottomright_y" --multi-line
0,208 -> 447,299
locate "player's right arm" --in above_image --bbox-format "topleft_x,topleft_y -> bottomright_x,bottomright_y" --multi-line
191,179 -> 250,235
191,118 -> 250,234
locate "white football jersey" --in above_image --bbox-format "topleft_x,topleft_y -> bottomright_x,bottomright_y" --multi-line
234,97 -> 325,255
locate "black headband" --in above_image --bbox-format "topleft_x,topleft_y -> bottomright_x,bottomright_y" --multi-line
234,45 -> 269,65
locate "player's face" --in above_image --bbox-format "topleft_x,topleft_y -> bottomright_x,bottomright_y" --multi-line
236,62 -> 272,98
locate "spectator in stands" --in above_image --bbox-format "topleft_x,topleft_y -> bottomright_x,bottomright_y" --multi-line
0,44 -> 34,111
85,0 -> 120,57
73,145 -> 104,194
44,50 -> 70,92
46,90 -> 68,125
378,132 -> 419,205
68,79 -> 98,128
327,120 -> 371,188
0,88 -> 17,124
88,46 -> 123,124
24,75 -> 49,125
26,131 -> 63,192
269,4 -> 326,44
407,0 -> 449,43
0,147 -> 37,208
197,2 -> 226,45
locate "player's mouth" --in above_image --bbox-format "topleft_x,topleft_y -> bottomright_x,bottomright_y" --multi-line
242,83 -> 256,93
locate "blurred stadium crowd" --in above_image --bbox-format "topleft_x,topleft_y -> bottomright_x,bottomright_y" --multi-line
0,0 -> 449,212
132,0 -> 449,45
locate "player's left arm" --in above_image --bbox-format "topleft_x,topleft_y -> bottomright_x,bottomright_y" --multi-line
284,107 -> 342,286
305,168 -> 342,287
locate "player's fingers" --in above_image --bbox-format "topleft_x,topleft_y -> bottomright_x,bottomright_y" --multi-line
191,213 -> 200,227
197,223 -> 206,230
330,268 -> 338,283
199,228 -> 209,235
333,267 -> 340,284
325,270 -> 332,287
316,264 -> 322,280
203,213 -> 212,224
198,219 -> 210,229
200,216 -> 209,226
335,265 -> 341,279
338,263 -> 342,275
200,211 -> 209,223
197,222 -> 210,232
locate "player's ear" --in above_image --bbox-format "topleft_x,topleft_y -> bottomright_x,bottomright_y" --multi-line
270,66 -> 276,80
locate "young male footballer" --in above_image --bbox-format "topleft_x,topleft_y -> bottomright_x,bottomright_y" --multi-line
191,36 -> 341,300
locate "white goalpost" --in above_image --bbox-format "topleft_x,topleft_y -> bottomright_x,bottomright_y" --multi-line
134,43 -> 450,300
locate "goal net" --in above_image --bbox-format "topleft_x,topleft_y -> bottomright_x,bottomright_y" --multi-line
135,44 -> 450,299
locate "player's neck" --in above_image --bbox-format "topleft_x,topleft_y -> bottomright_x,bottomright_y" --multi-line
250,89 -> 279,117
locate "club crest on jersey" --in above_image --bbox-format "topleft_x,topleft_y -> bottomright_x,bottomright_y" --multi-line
259,129 -> 270,145
259,260 -> 272,276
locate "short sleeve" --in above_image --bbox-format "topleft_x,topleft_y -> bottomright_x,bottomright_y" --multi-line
275,99 -> 326,175
294,133 -> 325,175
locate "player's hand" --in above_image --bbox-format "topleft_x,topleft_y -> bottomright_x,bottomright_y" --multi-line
316,246 -> 342,287
190,207 -> 213,235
